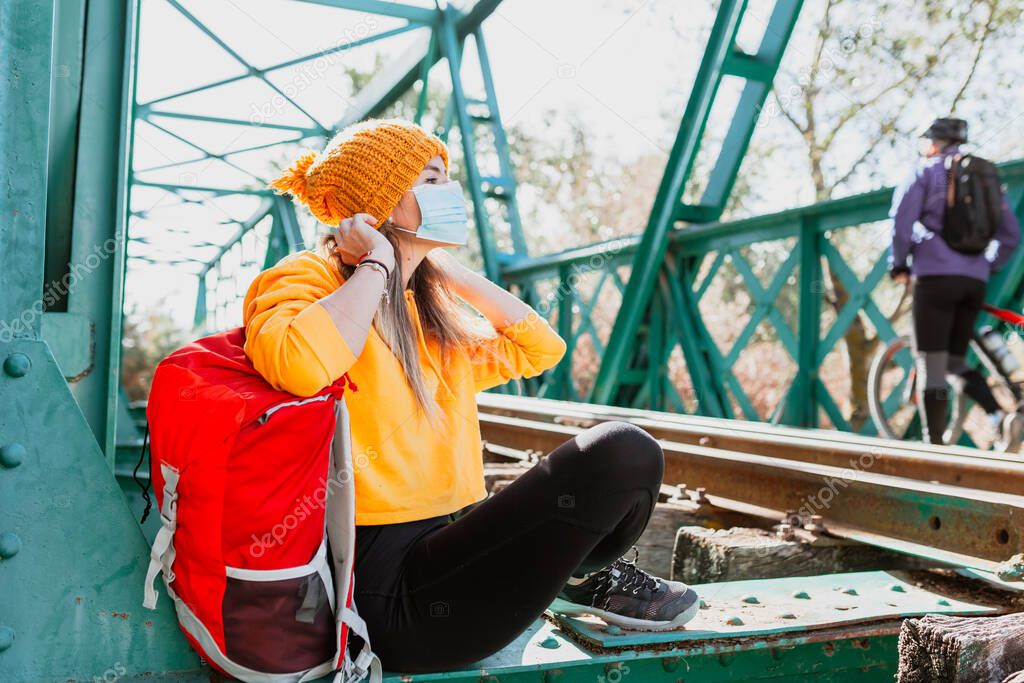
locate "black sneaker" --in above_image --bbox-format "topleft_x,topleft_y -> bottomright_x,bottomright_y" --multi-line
553,549 -> 700,631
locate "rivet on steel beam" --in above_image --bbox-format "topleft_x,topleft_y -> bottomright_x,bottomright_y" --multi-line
0,626 -> 14,652
661,656 -> 682,672
841,587 -> 858,596
780,612 -> 797,619
741,594 -> 759,604
793,590 -> 811,599
539,636 -> 560,649
937,598 -> 951,606
0,532 -> 21,559
889,584 -> 906,593
725,615 -> 743,625
606,624 -> 623,635
2,353 -> 30,378
718,652 -> 734,666
0,443 -> 25,468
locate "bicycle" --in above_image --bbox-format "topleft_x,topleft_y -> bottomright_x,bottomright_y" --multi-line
868,301 -> 1024,450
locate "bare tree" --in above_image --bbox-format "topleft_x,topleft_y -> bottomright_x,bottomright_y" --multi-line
765,0 -> 1021,429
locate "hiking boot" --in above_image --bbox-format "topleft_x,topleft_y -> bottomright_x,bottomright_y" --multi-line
553,548 -> 700,631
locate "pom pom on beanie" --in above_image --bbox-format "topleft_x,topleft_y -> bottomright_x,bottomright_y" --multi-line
269,118 -> 449,227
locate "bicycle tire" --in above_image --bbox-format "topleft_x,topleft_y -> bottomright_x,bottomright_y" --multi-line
868,335 -> 967,444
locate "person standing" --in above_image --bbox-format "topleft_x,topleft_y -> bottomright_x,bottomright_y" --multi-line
889,117 -> 1021,445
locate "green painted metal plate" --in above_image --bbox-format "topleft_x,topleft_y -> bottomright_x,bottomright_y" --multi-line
41,312 -> 93,381
547,570 -> 997,649
0,339 -> 201,682
360,570 -> 1004,681
372,619 -> 898,682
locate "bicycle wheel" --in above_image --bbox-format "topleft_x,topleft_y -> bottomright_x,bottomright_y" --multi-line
868,335 -> 967,444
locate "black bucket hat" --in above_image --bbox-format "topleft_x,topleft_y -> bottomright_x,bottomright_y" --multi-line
920,117 -> 968,144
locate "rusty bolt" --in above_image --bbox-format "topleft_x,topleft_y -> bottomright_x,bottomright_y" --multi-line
699,435 -> 714,447
805,515 -> 827,533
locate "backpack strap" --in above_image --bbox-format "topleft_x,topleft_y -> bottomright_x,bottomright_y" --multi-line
143,463 -> 180,609
331,603 -> 382,683
946,153 -> 962,209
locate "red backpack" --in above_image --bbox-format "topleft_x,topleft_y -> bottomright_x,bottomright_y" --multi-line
142,327 -> 380,683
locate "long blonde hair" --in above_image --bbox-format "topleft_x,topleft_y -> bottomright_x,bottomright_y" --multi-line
319,221 -> 483,425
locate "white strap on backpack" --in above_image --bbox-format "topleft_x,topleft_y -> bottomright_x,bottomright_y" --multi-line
143,464 -> 180,609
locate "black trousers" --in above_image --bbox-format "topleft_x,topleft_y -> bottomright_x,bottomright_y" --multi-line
350,421 -> 664,673
912,275 -> 987,355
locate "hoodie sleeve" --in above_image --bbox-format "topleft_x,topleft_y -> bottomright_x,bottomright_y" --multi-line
991,194 -> 1022,271
468,312 -> 567,393
889,169 -> 926,272
242,251 -> 356,397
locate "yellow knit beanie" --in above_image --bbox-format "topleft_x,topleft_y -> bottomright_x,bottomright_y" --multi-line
270,118 -> 449,227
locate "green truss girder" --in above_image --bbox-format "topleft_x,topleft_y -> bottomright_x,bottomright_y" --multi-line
589,0 -> 804,406
147,0 -> 526,309
502,159 -> 1024,428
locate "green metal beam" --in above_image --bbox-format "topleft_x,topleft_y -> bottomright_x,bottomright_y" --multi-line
779,215 -> 823,427
65,0 -> 140,466
334,0 -> 504,127
297,0 -> 437,24
589,0 -> 803,406
43,0 -> 87,314
0,0 -> 51,340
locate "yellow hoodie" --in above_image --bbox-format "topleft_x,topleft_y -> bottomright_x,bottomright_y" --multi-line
242,250 -> 567,525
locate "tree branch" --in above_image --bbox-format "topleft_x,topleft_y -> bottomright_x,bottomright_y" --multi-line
827,117 -> 898,193
950,0 -> 998,112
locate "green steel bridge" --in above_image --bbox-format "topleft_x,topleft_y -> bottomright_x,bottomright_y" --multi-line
3,1 -> 1024,681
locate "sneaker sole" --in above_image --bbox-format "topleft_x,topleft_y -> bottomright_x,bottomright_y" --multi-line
550,595 -> 701,632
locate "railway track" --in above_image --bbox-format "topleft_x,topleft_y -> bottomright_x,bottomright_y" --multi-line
478,394 -> 1024,494
477,394 -> 1024,578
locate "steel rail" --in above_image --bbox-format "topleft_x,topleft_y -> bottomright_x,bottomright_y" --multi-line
477,394 -> 1024,495
476,412 -> 1024,574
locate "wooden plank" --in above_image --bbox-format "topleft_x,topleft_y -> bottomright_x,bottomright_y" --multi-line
897,612 -> 1024,683
672,526 -> 939,583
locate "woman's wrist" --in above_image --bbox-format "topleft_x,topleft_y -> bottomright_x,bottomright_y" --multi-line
361,243 -> 395,273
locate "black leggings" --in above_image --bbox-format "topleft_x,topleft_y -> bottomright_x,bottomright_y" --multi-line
350,421 -> 664,673
912,275 -> 986,356
912,274 -> 999,413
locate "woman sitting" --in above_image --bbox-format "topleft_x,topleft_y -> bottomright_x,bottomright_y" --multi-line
243,118 -> 700,673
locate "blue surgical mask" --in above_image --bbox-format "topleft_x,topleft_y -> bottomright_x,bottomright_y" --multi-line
393,180 -> 469,246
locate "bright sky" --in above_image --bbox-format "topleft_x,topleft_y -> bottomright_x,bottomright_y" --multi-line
128,0 -> 725,330
125,0 -> 1024,332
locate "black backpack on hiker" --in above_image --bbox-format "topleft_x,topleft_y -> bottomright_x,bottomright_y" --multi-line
941,152 -> 1003,254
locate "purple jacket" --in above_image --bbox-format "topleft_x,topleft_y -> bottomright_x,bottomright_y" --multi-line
888,145 -> 1020,282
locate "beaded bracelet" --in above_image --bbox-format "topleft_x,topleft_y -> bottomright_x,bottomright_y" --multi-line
355,260 -> 391,304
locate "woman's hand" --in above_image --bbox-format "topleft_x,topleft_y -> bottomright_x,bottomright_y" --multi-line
430,249 -> 533,331
333,214 -> 395,270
